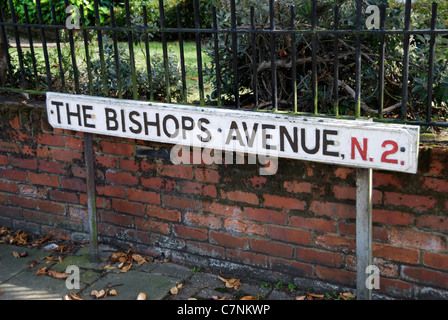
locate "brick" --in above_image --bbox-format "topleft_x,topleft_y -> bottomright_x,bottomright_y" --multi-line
283,181 -> 312,194
0,205 -> 22,218
245,207 -> 287,225
178,181 -> 217,198
315,266 -> 356,286
100,141 -> 134,156
270,258 -> 314,277
135,217 -> 170,234
384,192 -> 437,211
23,209 -> 53,224
22,145 -> 52,158
310,201 -> 355,219
127,188 -> 161,205
141,177 -> 176,191
9,157 -> 38,170
0,194 -> 6,204
423,252 -> 448,271
245,176 -> 267,189
157,163 -> 194,179
209,231 -> 249,249
8,195 -> 35,208
416,215 -> 448,234
373,209 -> 414,226
221,190 -> 259,205
0,155 -> 8,165
36,200 -> 66,215
263,194 -> 304,210
202,201 -> 243,219
422,176 -> 448,193
338,221 -> 389,242
373,172 -> 403,189
163,194 -> 200,211
402,266 -> 448,288
0,141 -> 20,154
334,167 -> 354,180
267,225 -> 312,245
49,190 -> 79,204
65,136 -> 84,150
69,207 -> 88,220
184,211 -> 222,230
53,149 -> 83,162
101,211 -> 134,227
97,185 -> 126,199
146,205 -> 181,222
120,159 -> 140,172
289,215 -> 336,233
251,239 -> 293,258
174,225 -> 207,241
0,180 -> 18,193
36,133 -> 64,147
226,249 -> 268,268
39,160 -> 68,175
106,171 -> 138,186
0,168 -> 28,182
296,247 -> 343,267
223,218 -> 265,235
390,228 -> 445,251
29,172 -> 59,187
186,241 -> 226,258
112,199 -> 145,216
60,178 -> 86,192
195,167 -> 220,184
372,243 -> 419,264
314,234 -> 355,252
95,155 -> 119,168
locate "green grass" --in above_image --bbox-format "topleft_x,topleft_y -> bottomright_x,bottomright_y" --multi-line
8,40 -> 213,103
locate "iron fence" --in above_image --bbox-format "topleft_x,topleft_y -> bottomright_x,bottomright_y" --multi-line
0,0 -> 447,127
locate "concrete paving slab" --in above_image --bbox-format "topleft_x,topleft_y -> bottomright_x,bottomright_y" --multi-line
0,244 -> 50,283
77,270 -> 181,300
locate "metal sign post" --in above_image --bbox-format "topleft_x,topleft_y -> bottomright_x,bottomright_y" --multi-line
356,168 -> 373,300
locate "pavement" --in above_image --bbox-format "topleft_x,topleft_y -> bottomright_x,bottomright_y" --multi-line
0,243 -> 298,301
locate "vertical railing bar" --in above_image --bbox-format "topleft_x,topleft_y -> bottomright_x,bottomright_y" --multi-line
212,5 -> 222,108
354,0 -> 362,118
8,0 -> 26,88
110,6 -> 123,99
250,6 -> 257,110
143,5 -> 154,101
311,0 -> 318,115
333,5 -> 339,117
80,6 -> 93,95
401,0 -> 412,121
378,3 -> 386,119
51,3 -> 65,92
230,0 -> 239,108
291,5 -> 297,113
94,0 -> 108,97
270,0 -> 278,111
63,0 -> 79,93
23,4 -> 39,90
0,5 -> 13,86
194,0 -> 205,106
37,0 -> 53,91
426,2 -> 437,123
125,0 -> 138,100
176,6 -> 187,103
158,0 -> 171,103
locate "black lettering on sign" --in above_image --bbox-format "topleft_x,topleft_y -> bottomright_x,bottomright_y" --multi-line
301,128 -> 320,154
198,118 -> 211,142
242,122 -> 259,148
51,101 -> 63,124
82,105 -> 95,128
262,124 -> 276,150
181,116 -> 195,139
279,126 -> 298,153
322,129 -> 339,157
105,108 -> 118,131
226,121 -> 245,147
163,115 -> 180,138
66,103 -> 82,126
129,111 -> 142,134
143,112 -> 161,137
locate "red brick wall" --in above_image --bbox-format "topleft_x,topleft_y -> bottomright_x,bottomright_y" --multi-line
1,108 -> 448,299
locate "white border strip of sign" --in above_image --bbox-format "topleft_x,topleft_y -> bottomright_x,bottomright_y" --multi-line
46,92 -> 420,174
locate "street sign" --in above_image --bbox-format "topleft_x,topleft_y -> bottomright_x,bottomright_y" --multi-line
46,92 -> 420,173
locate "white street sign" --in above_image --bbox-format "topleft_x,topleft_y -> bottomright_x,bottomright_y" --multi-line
46,92 -> 420,173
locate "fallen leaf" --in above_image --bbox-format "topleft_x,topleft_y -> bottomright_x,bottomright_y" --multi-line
91,289 -> 107,299
32,235 -> 51,246
12,251 -> 20,258
119,263 -> 132,273
240,295 -> 257,300
103,265 -> 117,270
218,275 -> 241,290
70,291 -> 83,300
48,270 -> 70,279
63,294 -> 72,300
137,292 -> 147,300
132,254 -> 148,265
109,289 -> 118,296
307,292 -> 324,299
58,256 -> 63,263
295,295 -> 306,300
340,292 -> 355,300
170,286 -> 179,295
188,297 -> 197,300
20,251 -> 28,258
36,266 -> 49,276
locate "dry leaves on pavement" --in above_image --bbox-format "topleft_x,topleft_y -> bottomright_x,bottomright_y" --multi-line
218,275 -> 241,290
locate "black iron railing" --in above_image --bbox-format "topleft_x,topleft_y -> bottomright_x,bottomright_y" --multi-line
0,0 -> 447,127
